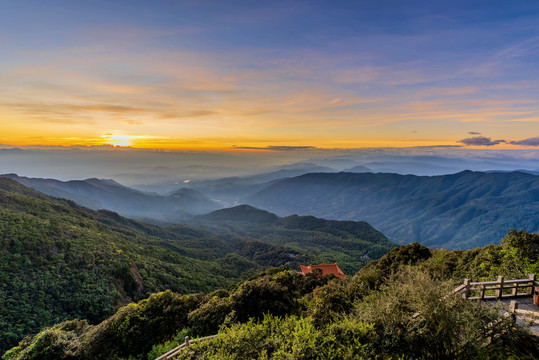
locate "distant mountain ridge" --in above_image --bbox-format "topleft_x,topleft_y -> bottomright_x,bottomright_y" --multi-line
247,170 -> 539,249
171,163 -> 338,206
6,169 -> 539,250
197,204 -> 388,243
195,204 -> 280,223
1,174 -> 222,221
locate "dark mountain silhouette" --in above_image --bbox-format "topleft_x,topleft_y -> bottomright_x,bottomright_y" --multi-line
196,204 -> 280,224
1,174 -> 222,221
247,170 -> 539,249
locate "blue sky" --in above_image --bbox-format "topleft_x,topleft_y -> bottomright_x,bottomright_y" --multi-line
1,0 -> 539,149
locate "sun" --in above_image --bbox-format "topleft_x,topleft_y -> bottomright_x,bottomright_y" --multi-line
102,134 -> 136,147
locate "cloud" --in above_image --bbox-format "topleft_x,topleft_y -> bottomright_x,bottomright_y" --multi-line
458,136 -> 506,146
412,145 -> 463,149
468,131 -> 481,135
509,137 -> 539,146
232,145 -> 317,151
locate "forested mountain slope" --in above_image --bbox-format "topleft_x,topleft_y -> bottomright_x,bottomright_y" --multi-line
191,205 -> 395,274
0,179 -> 393,354
0,179 -> 295,352
6,230 -> 539,360
248,170 -> 539,249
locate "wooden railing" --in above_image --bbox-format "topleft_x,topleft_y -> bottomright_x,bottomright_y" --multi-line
155,335 -> 217,360
453,274 -> 538,300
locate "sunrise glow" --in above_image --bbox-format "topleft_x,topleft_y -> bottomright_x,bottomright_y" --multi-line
1,1 -> 538,151
101,135 -> 142,147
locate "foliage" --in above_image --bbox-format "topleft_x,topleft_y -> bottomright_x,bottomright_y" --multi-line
175,315 -> 376,360
3,320 -> 90,360
230,270 -> 333,323
145,328 -> 190,360
248,170 -> 539,249
358,230 -> 539,285
501,229 -> 539,275
3,268 -> 333,360
3,176 -> 539,359
360,242 -> 432,276
6,245 -> 539,360
354,267 -> 535,359
175,267 -> 538,360
3,291 -> 205,360
188,296 -> 232,336
0,178 -> 334,354
191,205 -> 397,275
80,290 -> 206,359
306,280 -> 354,327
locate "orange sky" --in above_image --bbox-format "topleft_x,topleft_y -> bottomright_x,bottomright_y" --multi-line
1,1 -> 539,151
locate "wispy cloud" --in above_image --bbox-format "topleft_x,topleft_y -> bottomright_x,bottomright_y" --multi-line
2,2 -> 539,149
232,145 -> 317,151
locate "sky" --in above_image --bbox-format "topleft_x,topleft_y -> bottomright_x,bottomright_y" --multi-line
1,0 -> 539,151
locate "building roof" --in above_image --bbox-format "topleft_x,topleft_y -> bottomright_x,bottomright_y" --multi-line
299,262 -> 346,279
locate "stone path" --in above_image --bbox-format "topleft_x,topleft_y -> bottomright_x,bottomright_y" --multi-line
486,297 -> 539,335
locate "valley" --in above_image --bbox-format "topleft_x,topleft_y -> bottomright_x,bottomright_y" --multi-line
0,178 -> 393,354
5,169 -> 539,250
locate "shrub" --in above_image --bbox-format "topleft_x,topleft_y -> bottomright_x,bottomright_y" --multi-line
355,267 -> 536,359
188,297 -> 232,336
307,280 -> 354,327
81,290 -> 206,359
2,319 -> 90,360
230,271 -> 301,322
175,315 -> 375,360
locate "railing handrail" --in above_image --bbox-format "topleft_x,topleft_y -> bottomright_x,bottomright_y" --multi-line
453,273 -> 537,300
155,335 -> 217,360
470,278 -> 535,286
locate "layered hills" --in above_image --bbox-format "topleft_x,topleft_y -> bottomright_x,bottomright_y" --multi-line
248,170 -> 539,249
4,170 -> 539,250
1,174 -> 222,221
0,178 -> 392,353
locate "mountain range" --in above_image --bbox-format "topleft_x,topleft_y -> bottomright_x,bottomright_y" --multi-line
0,178 -> 392,353
1,174 -> 222,221
189,204 -> 393,274
248,170 -> 539,249
3,169 -> 539,250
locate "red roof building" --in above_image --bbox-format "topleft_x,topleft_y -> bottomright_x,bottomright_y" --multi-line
299,262 -> 346,279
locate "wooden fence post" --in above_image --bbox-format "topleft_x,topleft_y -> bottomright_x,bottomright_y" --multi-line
512,280 -> 518,297
463,279 -> 470,299
509,300 -> 518,313
529,274 -> 536,295
496,276 -> 504,299
185,336 -> 190,347
509,300 -> 518,322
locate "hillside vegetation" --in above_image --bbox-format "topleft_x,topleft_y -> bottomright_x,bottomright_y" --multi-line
0,179 -> 393,354
248,170 -> 539,249
190,205 -> 394,274
7,170 -> 539,251
5,230 -> 539,359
